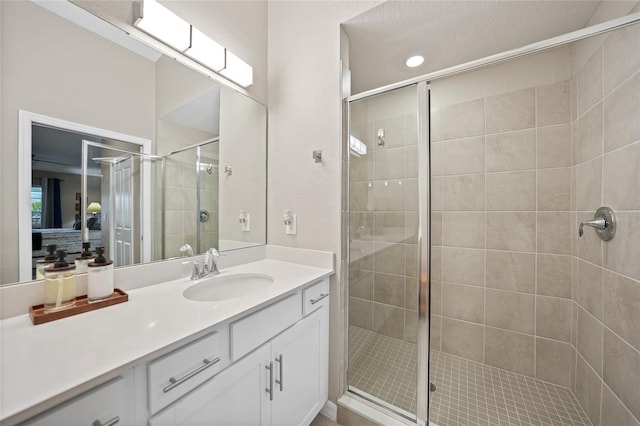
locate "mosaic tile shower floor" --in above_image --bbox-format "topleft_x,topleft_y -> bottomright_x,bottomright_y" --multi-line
348,326 -> 592,425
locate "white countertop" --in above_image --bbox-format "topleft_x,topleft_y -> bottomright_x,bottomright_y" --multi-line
0,258 -> 333,422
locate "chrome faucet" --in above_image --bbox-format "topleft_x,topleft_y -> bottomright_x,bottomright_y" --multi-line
179,243 -> 194,257
189,248 -> 221,280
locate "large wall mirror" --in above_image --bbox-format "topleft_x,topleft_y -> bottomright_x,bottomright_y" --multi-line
0,0 -> 267,285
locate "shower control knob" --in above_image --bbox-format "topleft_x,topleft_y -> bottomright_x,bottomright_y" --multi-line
430,383 -> 436,392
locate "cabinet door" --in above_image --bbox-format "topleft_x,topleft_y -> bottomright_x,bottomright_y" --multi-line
271,305 -> 327,426
150,344 -> 271,426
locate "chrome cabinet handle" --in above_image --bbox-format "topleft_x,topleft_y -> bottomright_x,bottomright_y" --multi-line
265,361 -> 274,401
310,293 -> 329,305
92,417 -> 119,426
275,354 -> 284,391
163,357 -> 221,393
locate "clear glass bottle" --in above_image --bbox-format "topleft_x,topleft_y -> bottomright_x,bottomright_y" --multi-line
74,242 -> 96,274
36,244 -> 57,280
44,250 -> 77,313
87,247 -> 114,302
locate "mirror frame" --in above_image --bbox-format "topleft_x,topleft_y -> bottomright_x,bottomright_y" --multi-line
18,110 -> 153,281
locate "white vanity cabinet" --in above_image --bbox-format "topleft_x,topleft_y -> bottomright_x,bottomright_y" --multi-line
150,279 -> 329,426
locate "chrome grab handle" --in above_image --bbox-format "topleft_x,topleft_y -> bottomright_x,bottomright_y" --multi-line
93,417 -> 120,426
163,357 -> 221,393
275,354 -> 284,391
310,293 -> 329,305
265,361 -> 274,401
578,207 -> 616,241
578,217 -> 606,236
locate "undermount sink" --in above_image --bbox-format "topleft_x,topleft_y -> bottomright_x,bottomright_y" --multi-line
183,273 -> 274,302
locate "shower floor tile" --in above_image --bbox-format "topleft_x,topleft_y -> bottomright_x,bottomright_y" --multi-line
348,326 -> 592,426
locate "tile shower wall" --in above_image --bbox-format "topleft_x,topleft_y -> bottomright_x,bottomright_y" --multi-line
349,86 -> 419,344
430,78 -> 575,387
571,23 -> 640,426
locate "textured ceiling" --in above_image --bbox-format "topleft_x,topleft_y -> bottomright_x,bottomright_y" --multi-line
344,1 -> 606,93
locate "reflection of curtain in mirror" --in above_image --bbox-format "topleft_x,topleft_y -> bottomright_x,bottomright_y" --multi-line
41,177 -> 62,228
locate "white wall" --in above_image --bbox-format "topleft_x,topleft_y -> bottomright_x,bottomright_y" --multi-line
218,86 -> 267,248
0,1 -> 156,284
267,0 -> 379,403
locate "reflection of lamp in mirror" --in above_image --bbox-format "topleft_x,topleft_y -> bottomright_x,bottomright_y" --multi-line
87,202 -> 102,217
87,202 -> 102,231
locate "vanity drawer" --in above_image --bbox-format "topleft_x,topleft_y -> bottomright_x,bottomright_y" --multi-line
303,278 -> 330,316
22,376 -> 128,426
148,328 -> 229,414
230,292 -> 302,361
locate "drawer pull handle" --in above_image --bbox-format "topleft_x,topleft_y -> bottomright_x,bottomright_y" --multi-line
163,357 -> 221,393
265,361 -> 274,401
310,293 -> 329,305
93,417 -> 120,426
275,354 -> 284,391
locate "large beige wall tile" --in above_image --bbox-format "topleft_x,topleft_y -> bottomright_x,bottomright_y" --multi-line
351,149 -> 373,182
406,113 -> 418,146
485,289 -> 534,334
431,315 -> 442,351
537,80 -> 571,126
442,175 -> 485,211
604,212 -> 640,281
406,178 -> 418,211
537,212 -> 571,255
537,254 -> 572,298
486,129 -> 536,172
577,259 -> 603,320
431,108 -> 443,142
430,212 -> 441,246
604,270 -> 640,352
604,142 -> 640,210
536,338 -> 572,387
374,116 -> 405,150
405,244 -> 418,278
374,148 -> 405,180
373,302 -> 404,339
578,47 -> 603,116
442,212 -> 485,249
404,310 -> 417,343
486,212 -> 536,252
604,23 -> 640,94
486,171 -> 536,211
604,70 -> 640,153
441,318 -> 484,362
406,211 -> 419,244
576,158 -> 602,212
442,99 -> 485,140
405,144 -> 417,178
536,296 -> 572,342
373,242 -> 405,275
428,280 -> 440,314
603,329 -> 640,421
575,354 -> 602,426
577,307 -> 603,375
431,142 -> 443,177
486,88 -> 535,134
350,182 -> 373,212
349,297 -> 373,330
431,246 -> 442,281
537,168 -> 571,211
537,124 -> 572,169
430,177 -> 442,211
442,136 -> 485,175
577,212 -> 603,266
484,327 -> 534,376
486,250 -> 535,293
601,384 -> 640,426
350,268 -> 373,300
373,272 -> 405,307
442,247 -> 485,287
442,283 -> 484,323
577,102 -> 603,163
374,211 -> 405,243
374,179 -> 405,211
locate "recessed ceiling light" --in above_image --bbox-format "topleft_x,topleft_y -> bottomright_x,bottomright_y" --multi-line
405,55 -> 424,68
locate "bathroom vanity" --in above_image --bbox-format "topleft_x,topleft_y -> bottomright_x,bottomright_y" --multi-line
0,249 -> 333,425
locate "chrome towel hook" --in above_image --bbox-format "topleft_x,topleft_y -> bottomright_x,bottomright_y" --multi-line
579,206 -> 616,241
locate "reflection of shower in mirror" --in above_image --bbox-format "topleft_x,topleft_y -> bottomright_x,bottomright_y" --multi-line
198,163 -> 217,175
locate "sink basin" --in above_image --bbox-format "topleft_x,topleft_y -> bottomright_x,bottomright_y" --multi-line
183,273 -> 274,302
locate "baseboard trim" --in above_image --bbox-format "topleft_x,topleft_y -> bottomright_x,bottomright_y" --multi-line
320,400 -> 338,421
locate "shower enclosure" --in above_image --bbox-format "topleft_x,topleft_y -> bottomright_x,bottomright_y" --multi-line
345,17 -> 640,426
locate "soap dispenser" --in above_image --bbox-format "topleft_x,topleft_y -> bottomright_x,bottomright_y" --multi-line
87,246 -> 114,302
36,244 -> 57,280
44,250 -> 77,312
74,242 -> 96,273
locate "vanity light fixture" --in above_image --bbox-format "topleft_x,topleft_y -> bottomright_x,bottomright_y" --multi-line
405,55 -> 424,68
133,0 -> 253,87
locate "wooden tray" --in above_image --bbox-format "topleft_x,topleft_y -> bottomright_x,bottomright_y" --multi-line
29,289 -> 128,325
